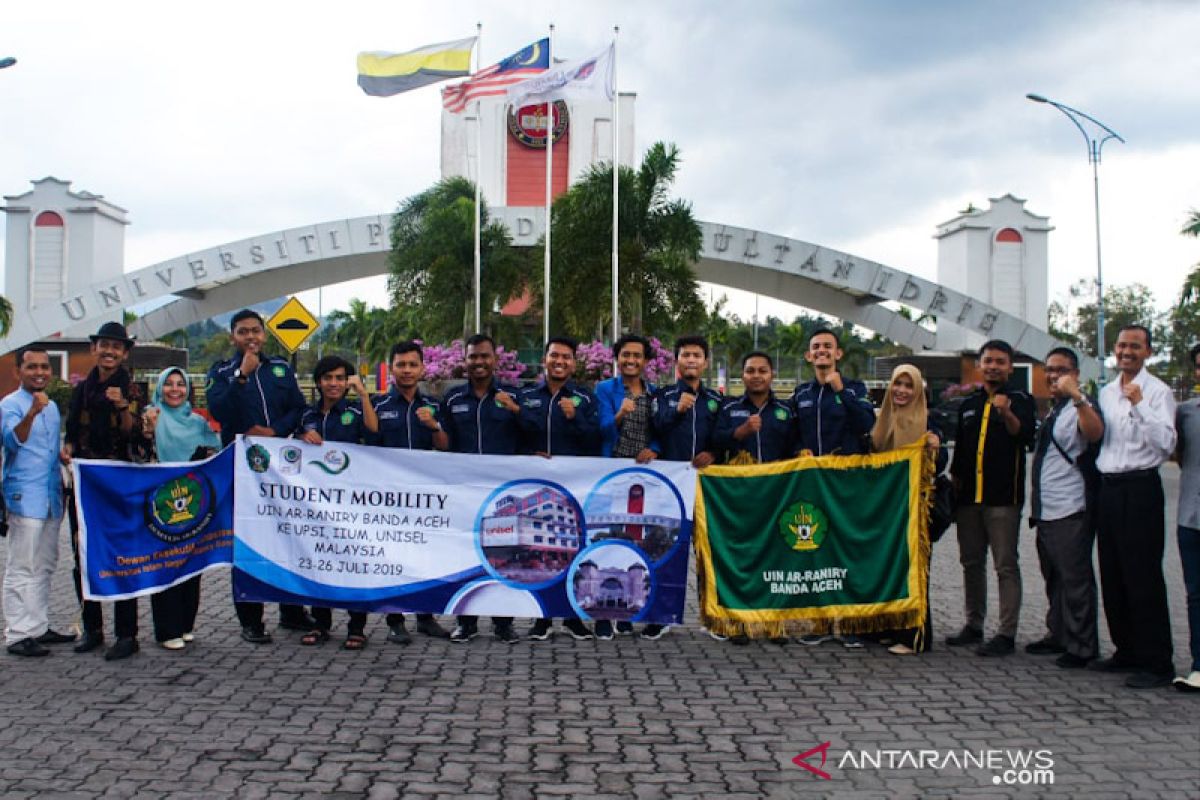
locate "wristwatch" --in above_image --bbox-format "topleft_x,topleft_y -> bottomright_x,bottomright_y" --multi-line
1072,397 -> 1089,408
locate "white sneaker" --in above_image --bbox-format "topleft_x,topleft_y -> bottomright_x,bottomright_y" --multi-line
160,638 -> 186,650
181,632 -> 195,643
1173,670 -> 1200,692
703,628 -> 728,642
799,634 -> 831,646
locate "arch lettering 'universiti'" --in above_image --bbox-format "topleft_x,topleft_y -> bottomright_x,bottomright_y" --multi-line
0,214 -> 1085,377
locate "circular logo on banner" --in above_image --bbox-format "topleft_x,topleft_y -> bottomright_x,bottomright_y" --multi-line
778,501 -> 829,552
145,472 -> 216,543
245,444 -> 270,473
507,100 -> 569,149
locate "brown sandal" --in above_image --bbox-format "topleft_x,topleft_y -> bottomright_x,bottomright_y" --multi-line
301,629 -> 330,646
342,634 -> 367,651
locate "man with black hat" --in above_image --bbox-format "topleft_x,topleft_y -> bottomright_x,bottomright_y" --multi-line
61,321 -> 144,661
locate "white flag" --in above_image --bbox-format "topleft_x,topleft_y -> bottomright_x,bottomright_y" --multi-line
507,43 -> 614,108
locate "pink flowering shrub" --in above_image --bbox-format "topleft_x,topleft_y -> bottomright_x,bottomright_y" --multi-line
940,381 -> 983,402
572,337 -> 676,385
419,340 -> 525,392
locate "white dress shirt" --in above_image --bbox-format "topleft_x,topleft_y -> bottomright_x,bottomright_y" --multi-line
1095,366 -> 1177,474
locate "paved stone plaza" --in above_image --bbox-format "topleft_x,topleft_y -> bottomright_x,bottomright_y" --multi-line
0,466 -> 1195,799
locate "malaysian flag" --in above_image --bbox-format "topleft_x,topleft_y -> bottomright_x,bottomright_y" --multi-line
441,38 -> 549,114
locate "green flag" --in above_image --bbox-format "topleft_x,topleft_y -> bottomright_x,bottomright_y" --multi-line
695,444 -> 930,638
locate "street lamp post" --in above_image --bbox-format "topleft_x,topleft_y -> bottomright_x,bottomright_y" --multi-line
1026,93 -> 1124,381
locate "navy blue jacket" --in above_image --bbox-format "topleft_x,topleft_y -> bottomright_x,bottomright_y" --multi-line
440,380 -> 523,455
517,380 -> 601,456
713,392 -> 796,463
790,378 -> 876,456
298,398 -> 365,444
207,353 -> 306,445
369,389 -> 440,451
651,380 -> 724,462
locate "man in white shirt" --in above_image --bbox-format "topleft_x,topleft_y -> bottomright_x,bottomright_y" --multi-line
1090,325 -> 1177,689
1027,347 -> 1104,668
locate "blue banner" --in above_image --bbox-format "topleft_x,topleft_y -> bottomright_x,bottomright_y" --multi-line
74,447 -> 235,600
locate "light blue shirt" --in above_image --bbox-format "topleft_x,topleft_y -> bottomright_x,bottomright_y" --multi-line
1,387 -> 64,519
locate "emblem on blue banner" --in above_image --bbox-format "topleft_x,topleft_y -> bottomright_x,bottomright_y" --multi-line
144,472 -> 217,543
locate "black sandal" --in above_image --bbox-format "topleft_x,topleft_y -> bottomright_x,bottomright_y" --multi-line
342,634 -> 368,651
301,629 -> 330,646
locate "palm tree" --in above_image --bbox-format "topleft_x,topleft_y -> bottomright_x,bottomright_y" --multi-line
548,141 -> 704,339
327,298 -> 373,366
388,177 -> 527,341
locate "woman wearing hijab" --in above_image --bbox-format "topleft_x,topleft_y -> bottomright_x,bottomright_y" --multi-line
870,364 -> 945,655
143,367 -> 221,650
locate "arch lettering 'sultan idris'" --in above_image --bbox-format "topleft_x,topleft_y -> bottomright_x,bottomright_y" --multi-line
0,214 -> 1088,377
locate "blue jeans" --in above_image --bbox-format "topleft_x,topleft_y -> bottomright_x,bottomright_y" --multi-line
1180,525 -> 1200,672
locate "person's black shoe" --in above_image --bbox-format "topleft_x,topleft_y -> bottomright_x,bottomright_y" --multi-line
279,612 -> 318,632
730,633 -> 750,646
594,621 -> 614,640
494,624 -> 519,644
640,624 -> 669,640
1055,653 -> 1092,669
103,637 -> 139,661
1125,670 -> 1173,689
945,625 -> 983,646
36,628 -> 76,645
976,635 -> 1015,657
240,625 -> 272,644
387,621 -> 413,645
615,621 -> 634,635
449,624 -> 478,644
1087,656 -> 1139,673
73,630 -> 105,653
528,619 -> 553,641
416,617 -> 450,639
7,638 -> 50,657
770,637 -> 789,646
563,619 -> 594,640
1024,637 -> 1065,655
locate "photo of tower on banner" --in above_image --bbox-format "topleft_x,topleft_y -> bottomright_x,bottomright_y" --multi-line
692,442 -> 933,639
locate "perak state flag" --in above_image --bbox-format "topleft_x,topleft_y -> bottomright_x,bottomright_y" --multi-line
357,37 -> 476,97
441,38 -> 550,114
506,43 -> 614,109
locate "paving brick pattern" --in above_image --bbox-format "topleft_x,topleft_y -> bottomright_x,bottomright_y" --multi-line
0,466 -> 1195,799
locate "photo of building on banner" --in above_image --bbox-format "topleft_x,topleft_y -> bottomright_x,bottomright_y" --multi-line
693,443 -> 932,639
73,447 -> 236,601
232,438 -> 695,623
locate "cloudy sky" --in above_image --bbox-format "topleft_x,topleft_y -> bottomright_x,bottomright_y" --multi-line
3,1 -> 1198,329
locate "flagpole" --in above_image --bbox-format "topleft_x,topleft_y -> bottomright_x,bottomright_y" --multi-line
543,23 -> 555,345
610,28 -> 620,343
473,22 -> 483,333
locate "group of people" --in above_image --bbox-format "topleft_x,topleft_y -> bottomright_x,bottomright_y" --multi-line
2,311 -> 1197,693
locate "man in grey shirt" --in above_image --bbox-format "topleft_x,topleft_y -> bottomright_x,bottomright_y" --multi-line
1027,347 -> 1104,668
1174,343 -> 1200,692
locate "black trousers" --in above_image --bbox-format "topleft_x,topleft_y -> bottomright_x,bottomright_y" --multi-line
234,601 -> 308,628
1097,471 -> 1173,674
151,576 -> 201,642
67,492 -> 137,638
313,608 -> 368,635
385,612 -> 438,626
456,615 -> 514,629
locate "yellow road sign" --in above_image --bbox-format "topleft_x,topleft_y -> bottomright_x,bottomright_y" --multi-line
266,296 -> 320,353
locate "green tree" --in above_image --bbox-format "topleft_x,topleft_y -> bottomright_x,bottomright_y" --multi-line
0,294 -> 12,337
1167,209 -> 1200,372
1059,278 -> 1165,359
545,141 -> 705,340
388,177 -> 528,341
326,299 -> 374,365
